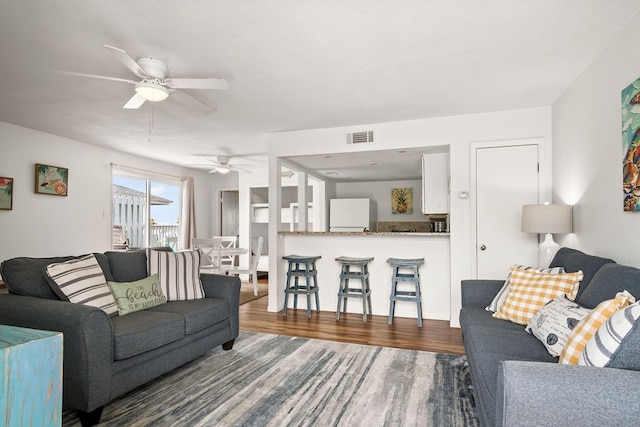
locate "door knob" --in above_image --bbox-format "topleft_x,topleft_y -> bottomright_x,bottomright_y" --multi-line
479,244 -> 487,251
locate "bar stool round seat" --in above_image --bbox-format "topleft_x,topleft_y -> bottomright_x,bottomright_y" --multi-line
335,256 -> 374,322
282,255 -> 322,318
386,257 -> 425,327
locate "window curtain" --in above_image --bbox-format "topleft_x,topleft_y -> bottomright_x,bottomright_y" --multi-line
180,176 -> 196,250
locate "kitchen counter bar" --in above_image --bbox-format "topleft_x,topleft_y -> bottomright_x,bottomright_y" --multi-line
279,231 -> 450,236
277,231 -> 451,322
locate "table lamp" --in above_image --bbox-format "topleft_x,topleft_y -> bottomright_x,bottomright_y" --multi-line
521,204 -> 573,268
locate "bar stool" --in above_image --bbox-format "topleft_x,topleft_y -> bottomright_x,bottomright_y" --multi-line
335,256 -> 374,322
387,258 -> 425,327
282,255 -> 321,318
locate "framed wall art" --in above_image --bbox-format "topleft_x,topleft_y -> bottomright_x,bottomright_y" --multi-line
391,187 -> 413,214
35,164 -> 68,196
0,177 -> 13,210
622,77 -> 640,211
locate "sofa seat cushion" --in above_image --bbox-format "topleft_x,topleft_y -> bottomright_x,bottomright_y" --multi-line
463,325 -> 557,424
460,307 -> 525,332
149,298 -> 229,335
111,310 -> 185,360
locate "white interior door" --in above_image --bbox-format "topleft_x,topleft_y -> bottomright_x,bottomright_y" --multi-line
220,190 -> 239,237
475,144 -> 540,278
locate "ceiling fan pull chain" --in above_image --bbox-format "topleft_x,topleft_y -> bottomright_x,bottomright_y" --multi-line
148,105 -> 155,143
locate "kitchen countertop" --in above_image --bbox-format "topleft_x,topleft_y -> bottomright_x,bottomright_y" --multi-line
279,231 -> 449,236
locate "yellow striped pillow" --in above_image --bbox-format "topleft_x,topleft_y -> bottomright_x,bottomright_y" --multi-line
493,266 -> 583,325
559,291 -> 636,365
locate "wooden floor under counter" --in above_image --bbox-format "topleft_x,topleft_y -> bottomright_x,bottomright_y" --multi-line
239,292 -> 465,355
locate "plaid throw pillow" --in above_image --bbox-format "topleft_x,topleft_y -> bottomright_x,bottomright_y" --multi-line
560,291 -> 636,365
486,264 -> 566,312
493,266 -> 583,325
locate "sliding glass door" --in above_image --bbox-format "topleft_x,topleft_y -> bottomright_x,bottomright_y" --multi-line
112,169 -> 181,251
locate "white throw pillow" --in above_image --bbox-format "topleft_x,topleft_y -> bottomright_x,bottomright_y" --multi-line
45,254 -> 118,316
146,249 -> 205,301
525,295 -> 591,357
486,264 -> 565,312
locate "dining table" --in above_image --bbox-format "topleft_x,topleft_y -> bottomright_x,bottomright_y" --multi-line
200,245 -> 248,273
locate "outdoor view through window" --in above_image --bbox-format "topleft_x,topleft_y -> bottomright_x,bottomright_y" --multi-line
112,173 -> 181,251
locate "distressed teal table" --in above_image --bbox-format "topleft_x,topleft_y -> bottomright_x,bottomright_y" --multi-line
0,325 -> 63,427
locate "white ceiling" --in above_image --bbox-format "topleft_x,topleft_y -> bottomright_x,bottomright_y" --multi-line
2,1 -> 639,179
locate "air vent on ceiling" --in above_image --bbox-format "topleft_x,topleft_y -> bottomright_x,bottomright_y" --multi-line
346,130 -> 374,144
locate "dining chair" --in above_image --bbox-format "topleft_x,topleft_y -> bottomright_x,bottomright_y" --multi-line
214,235 -> 238,267
192,237 -> 219,273
220,236 -> 263,296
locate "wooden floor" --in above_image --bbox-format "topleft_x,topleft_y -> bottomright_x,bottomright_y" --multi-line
239,293 -> 466,355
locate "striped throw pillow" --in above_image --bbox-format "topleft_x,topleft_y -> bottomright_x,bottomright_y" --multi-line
45,254 -> 118,315
579,302 -> 640,367
493,266 -> 583,325
560,291 -> 636,365
486,264 -> 566,312
147,249 -> 205,301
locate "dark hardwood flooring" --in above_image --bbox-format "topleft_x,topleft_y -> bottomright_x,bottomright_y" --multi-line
239,291 -> 465,355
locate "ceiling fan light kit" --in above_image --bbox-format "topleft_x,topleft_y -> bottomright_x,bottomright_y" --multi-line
135,80 -> 169,102
215,166 -> 231,174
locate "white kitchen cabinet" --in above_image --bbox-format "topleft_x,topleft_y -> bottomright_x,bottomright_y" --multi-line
421,153 -> 449,214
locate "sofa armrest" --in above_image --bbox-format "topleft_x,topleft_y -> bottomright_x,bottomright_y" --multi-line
0,294 -> 113,412
200,273 -> 241,338
461,279 -> 504,309
497,361 -> 640,427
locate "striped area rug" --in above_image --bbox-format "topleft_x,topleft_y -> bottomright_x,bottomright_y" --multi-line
63,332 -> 477,426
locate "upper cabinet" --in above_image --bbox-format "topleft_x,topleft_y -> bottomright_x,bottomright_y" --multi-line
421,153 -> 450,214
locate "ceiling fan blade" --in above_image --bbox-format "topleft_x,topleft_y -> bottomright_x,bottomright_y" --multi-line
169,78 -> 229,90
104,44 -> 149,78
52,69 -> 137,84
123,93 -> 146,109
171,90 -> 217,114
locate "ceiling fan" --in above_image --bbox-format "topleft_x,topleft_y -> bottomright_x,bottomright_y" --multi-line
187,156 -> 253,174
53,45 -> 228,113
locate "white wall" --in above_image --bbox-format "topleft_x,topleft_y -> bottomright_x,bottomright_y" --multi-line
268,107 -> 552,325
553,13 -> 640,267
336,179 -> 426,223
0,122 -> 217,262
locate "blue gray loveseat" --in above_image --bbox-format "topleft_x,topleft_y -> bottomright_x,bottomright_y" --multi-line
460,247 -> 640,426
0,249 -> 240,426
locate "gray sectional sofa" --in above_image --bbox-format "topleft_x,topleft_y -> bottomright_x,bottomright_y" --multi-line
460,247 -> 640,426
0,249 -> 240,426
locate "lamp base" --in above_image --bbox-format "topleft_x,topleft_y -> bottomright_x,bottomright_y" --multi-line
538,233 -> 560,269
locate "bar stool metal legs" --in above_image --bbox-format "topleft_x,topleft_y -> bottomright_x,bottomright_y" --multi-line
335,256 -> 374,322
387,258 -> 425,327
283,255 -> 321,318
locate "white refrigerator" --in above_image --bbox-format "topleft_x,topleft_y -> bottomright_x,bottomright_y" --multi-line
329,198 -> 377,232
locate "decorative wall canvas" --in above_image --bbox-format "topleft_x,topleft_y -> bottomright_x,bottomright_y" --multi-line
35,164 -> 68,196
391,187 -> 413,214
622,78 -> 640,211
0,177 -> 13,210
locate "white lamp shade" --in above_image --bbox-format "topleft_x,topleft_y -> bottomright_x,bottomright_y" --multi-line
521,204 -> 573,234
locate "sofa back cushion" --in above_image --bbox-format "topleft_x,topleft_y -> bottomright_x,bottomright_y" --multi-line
577,264 -> 640,309
104,247 -> 174,283
550,247 -> 615,301
1,256 -> 75,299
0,253 -> 114,300
105,250 -> 148,282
